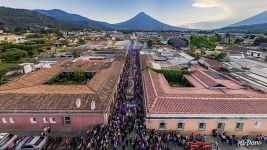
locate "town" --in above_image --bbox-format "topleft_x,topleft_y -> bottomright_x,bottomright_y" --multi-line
1,2 -> 267,150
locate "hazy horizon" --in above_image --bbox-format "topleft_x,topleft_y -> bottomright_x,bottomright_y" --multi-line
1,0 -> 267,29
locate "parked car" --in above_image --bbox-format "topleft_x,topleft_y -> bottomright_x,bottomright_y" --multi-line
0,133 -> 18,150
15,136 -> 47,150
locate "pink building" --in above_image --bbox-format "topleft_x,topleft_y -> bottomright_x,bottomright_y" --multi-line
0,55 -> 124,133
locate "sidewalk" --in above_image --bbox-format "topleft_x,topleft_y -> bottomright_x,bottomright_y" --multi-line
0,129 -> 86,137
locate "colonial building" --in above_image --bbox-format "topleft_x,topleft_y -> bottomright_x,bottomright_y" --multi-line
142,55 -> 267,135
0,52 -> 125,133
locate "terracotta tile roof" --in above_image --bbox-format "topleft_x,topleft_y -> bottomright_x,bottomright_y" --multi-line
0,93 -> 102,112
141,55 -> 154,69
142,68 -> 267,115
191,70 -> 220,88
0,85 -> 94,94
200,57 -> 223,69
95,60 -> 124,103
63,60 -> 111,72
152,97 -> 267,114
87,66 -> 113,92
0,62 -> 63,91
0,52 -> 125,113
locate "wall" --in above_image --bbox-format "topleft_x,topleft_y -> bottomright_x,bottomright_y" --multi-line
145,118 -> 267,135
0,113 -> 104,132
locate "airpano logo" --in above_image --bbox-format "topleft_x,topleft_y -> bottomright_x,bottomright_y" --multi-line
238,140 -> 262,147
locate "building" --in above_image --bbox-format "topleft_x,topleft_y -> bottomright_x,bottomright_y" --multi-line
0,52 -> 125,133
142,55 -> 267,135
199,57 -> 223,71
0,34 -> 19,43
226,58 -> 267,92
260,43 -> 267,50
246,50 -> 264,58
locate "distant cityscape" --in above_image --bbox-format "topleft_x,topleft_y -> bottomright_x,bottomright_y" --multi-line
1,3 -> 267,150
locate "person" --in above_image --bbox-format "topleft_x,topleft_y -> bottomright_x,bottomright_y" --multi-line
214,141 -> 219,150
42,126 -> 51,136
41,131 -> 46,137
126,138 -> 129,146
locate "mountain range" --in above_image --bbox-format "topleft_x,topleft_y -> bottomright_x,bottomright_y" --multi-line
0,7 -> 78,31
34,9 -> 113,30
217,11 -> 267,33
1,6 -> 267,33
228,11 -> 267,27
216,23 -> 267,33
113,12 -> 186,31
34,9 -> 186,31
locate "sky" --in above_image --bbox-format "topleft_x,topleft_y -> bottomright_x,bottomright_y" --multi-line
1,0 -> 267,29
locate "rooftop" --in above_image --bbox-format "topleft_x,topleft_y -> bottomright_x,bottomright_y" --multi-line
142,55 -> 267,115
0,51 -> 125,113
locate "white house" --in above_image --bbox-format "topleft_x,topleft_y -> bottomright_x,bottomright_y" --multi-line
246,50 -> 263,58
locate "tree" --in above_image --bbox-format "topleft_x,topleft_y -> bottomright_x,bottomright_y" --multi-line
254,37 -> 267,46
234,38 -> 244,44
210,34 -> 222,43
60,39 -> 69,46
74,67 -> 85,81
78,39 -> 86,45
2,48 -> 28,61
72,50 -> 79,58
217,52 -> 229,62
225,32 -> 231,44
249,35 -> 256,39
147,40 -> 153,49
190,36 -> 216,50
53,29 -> 63,38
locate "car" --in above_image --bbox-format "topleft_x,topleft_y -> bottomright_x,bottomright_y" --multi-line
0,133 -> 18,150
15,136 -> 47,150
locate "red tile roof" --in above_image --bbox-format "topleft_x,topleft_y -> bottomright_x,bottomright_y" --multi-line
191,70 -> 219,88
152,97 -> 267,114
143,68 -> 267,115
0,52 -> 125,113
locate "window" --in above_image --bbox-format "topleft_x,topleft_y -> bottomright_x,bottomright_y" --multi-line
63,117 -> 71,125
159,122 -> 166,130
43,118 -> 48,123
30,117 -> 37,124
217,122 -> 225,130
2,118 -> 7,124
199,122 -> 206,130
177,122 -> 184,130
50,118 -> 56,124
9,118 -> 15,123
235,122 -> 244,130
255,122 -> 261,128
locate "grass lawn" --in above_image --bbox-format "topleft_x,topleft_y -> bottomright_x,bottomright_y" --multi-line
153,69 -> 192,87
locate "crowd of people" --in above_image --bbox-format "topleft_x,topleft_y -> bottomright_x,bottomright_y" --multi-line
212,129 -> 267,147
61,43 -> 212,150
82,44 -> 143,150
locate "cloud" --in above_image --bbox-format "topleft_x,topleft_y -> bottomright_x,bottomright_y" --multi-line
192,0 -> 267,20
192,0 -> 222,8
